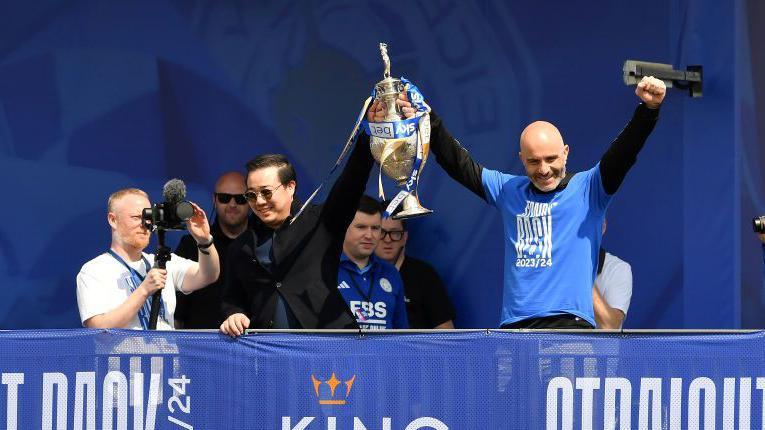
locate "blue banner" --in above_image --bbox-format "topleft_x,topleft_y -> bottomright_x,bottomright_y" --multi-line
1,329 -> 765,429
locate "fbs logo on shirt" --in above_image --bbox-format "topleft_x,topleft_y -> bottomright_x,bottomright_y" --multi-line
349,301 -> 387,319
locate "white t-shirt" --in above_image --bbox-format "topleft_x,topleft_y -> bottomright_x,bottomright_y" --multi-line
76,252 -> 194,330
594,252 -> 632,327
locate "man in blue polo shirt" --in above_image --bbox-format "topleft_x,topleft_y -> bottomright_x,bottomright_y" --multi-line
338,196 -> 408,330
383,76 -> 666,329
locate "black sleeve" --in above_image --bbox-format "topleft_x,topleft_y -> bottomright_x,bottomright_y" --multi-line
429,111 -> 486,200
420,264 -> 456,327
221,238 -> 249,318
174,234 -> 199,262
321,132 -> 375,234
599,103 -> 660,195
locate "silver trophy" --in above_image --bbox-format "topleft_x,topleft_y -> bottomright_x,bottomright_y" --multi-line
368,43 -> 432,219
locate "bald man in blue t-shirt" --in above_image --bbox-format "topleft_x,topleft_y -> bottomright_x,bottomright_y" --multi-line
376,76 -> 666,329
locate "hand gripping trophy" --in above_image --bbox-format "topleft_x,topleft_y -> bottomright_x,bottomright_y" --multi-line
364,43 -> 432,219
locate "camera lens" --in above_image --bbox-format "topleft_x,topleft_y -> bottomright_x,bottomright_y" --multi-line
175,201 -> 194,221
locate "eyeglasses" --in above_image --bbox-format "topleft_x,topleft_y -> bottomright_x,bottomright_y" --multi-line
244,184 -> 285,202
380,229 -> 405,241
215,193 -> 247,205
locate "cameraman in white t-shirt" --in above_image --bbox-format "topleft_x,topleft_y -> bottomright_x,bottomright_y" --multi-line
593,219 -> 632,329
76,188 -> 219,330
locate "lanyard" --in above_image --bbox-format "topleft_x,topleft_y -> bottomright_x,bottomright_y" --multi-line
107,249 -> 150,283
107,249 -> 158,329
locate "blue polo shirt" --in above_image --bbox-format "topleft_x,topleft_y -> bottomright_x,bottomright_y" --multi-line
337,253 -> 409,329
482,163 -> 611,327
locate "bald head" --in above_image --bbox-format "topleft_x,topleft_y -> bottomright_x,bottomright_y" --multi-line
520,121 -> 565,154
215,171 -> 246,190
518,121 -> 569,192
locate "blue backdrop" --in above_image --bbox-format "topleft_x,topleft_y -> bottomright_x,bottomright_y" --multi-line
0,0 -> 762,329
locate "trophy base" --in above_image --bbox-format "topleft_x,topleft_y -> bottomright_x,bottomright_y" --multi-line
392,207 -> 433,220
391,193 -> 433,220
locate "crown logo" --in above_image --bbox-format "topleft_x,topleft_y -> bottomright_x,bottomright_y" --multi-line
311,373 -> 356,405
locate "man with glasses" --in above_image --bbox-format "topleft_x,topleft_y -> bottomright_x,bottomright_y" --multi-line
375,205 -> 455,329
220,127 -> 376,335
174,172 -> 250,328
76,188 -> 219,330
337,196 -> 408,330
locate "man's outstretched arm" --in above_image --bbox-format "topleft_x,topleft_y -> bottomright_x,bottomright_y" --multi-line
390,95 -> 486,200
429,112 -> 486,200
600,76 -> 666,195
322,131 -> 375,235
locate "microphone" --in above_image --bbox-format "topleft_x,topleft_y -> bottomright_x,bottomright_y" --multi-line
163,178 -> 186,203
163,179 -> 194,221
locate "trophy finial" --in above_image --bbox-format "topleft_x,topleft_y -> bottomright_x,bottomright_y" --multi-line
379,43 -> 391,79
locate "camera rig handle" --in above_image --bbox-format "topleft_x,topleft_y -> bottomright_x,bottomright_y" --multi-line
148,229 -> 172,330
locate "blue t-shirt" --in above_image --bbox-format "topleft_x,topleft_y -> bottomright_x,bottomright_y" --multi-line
482,163 -> 611,327
337,254 -> 409,329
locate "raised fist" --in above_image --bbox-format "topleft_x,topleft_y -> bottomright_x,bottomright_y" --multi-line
636,76 -> 666,109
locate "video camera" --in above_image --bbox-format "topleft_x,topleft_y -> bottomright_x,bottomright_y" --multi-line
141,178 -> 194,330
141,179 -> 194,231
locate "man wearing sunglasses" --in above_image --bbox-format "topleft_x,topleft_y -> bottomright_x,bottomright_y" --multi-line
375,206 -> 455,329
174,172 -> 251,328
220,119 -> 377,335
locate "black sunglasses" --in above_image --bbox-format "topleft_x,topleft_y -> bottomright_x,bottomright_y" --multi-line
215,193 -> 247,205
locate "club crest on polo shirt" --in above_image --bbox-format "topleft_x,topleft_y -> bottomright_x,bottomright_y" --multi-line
515,201 -> 555,268
379,278 -> 392,293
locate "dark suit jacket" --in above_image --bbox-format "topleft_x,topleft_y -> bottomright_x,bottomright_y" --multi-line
222,134 -> 373,329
